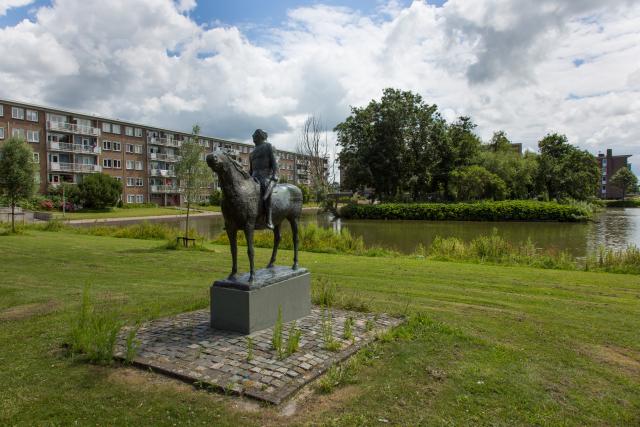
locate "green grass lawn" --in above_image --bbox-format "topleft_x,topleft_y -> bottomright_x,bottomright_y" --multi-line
51,206 -> 221,220
1,231 -> 639,425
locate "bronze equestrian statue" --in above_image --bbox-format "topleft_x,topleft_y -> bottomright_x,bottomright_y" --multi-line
206,130 -> 303,284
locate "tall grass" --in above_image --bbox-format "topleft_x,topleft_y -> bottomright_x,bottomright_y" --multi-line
211,223 -> 396,257
585,245 -> 640,274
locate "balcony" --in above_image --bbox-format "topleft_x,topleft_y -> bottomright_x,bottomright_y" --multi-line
47,121 -> 101,137
150,168 -> 176,177
48,141 -> 101,155
149,152 -> 180,162
49,162 -> 102,173
150,185 -> 182,194
147,136 -> 182,148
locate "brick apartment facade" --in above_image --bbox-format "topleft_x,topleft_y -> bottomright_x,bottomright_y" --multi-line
0,99 -> 327,206
597,148 -> 633,199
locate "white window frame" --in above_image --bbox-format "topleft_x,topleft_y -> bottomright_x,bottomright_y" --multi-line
127,194 -> 135,203
12,107 -> 24,120
136,195 -> 144,203
103,159 -> 112,168
126,160 -> 134,170
113,159 -> 121,168
111,124 -> 121,134
27,130 -> 39,143
126,144 -> 134,153
135,161 -> 143,170
12,128 -> 25,139
112,141 -> 121,151
0,105 -> 3,116
0,127 -> 4,139
102,140 -> 112,150
127,177 -> 135,187
102,122 -> 111,133
134,128 -> 142,137
134,144 -> 142,154
26,109 -> 38,122
33,152 -> 40,163
125,126 -> 134,136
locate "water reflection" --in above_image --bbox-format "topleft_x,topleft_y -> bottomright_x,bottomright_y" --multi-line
156,208 -> 640,258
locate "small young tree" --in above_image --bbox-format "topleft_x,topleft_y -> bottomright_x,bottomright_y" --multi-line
78,173 -> 123,209
175,125 -> 211,239
610,167 -> 638,201
0,137 -> 36,232
297,115 -> 329,201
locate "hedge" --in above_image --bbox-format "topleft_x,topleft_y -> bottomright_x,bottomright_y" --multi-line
339,200 -> 591,222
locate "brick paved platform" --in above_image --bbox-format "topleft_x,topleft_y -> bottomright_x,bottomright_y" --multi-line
114,307 -> 403,404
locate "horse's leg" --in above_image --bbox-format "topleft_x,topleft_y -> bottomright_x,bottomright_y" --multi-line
291,217 -> 299,270
244,226 -> 255,283
267,225 -> 281,268
227,227 -> 238,281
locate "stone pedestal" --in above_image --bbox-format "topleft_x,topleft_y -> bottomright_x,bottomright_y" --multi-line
210,266 -> 311,334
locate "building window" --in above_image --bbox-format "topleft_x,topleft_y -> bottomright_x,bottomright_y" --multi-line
134,128 -> 142,137
0,127 -> 4,139
113,160 -> 121,168
12,128 -> 25,139
0,105 -> 3,116
33,152 -> 40,163
27,130 -> 39,143
125,126 -> 134,136
127,194 -> 136,203
135,161 -> 143,170
112,124 -> 121,134
136,195 -> 144,203
126,144 -> 134,153
126,160 -> 134,170
103,159 -> 112,168
114,176 -> 122,181
26,109 -> 38,122
113,142 -> 121,151
102,123 -> 110,133
12,107 -> 24,119
134,144 -> 142,154
102,140 -> 112,150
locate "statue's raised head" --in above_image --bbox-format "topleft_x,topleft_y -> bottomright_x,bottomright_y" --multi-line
252,129 -> 268,144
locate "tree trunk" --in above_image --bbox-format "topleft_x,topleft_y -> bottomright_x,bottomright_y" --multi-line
11,201 -> 15,233
185,199 -> 190,241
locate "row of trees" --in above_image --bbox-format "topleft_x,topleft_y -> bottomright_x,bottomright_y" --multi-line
336,88 -> 635,202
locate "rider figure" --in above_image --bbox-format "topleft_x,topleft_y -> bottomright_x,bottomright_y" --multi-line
249,129 -> 278,230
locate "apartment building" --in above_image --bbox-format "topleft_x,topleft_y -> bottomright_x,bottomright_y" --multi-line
0,99 -> 328,206
597,148 -> 633,199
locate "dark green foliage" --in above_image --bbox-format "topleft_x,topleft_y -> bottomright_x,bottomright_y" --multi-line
449,165 -> 507,201
537,133 -> 599,201
298,183 -> 311,203
208,189 -> 222,206
78,173 -> 122,209
0,137 -> 36,231
605,199 -> 640,207
339,200 -> 591,222
609,167 -> 637,200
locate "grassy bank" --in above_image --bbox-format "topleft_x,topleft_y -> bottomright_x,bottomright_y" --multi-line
340,200 -> 592,222
604,199 -> 640,208
1,231 -> 639,425
52,206 -> 188,220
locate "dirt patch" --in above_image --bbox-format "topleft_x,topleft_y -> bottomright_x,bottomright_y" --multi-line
109,367 -> 196,394
0,300 -> 59,321
588,345 -> 640,376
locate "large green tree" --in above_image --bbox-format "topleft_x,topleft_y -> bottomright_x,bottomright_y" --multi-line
78,173 -> 122,209
536,133 -> 599,201
0,137 -> 36,232
450,165 -> 507,201
175,125 -> 211,239
610,167 -> 637,200
335,88 -> 450,201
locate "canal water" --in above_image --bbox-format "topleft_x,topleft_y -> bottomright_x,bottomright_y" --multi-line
139,207 -> 640,258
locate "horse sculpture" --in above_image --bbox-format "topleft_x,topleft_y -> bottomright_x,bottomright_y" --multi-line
206,151 -> 303,283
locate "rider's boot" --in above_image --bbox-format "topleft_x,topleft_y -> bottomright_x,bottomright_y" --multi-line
265,202 -> 274,230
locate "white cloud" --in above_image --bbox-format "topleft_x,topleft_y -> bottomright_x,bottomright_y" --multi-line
0,0 -> 639,172
0,0 -> 33,16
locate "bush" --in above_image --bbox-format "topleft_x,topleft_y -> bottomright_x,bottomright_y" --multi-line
209,190 -> 222,206
78,174 -> 122,209
339,200 -> 591,222
605,199 -> 640,208
40,199 -> 54,210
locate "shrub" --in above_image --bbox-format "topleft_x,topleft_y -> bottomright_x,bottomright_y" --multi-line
40,199 -> 54,210
339,200 -> 591,222
78,173 -> 122,209
209,190 -> 223,206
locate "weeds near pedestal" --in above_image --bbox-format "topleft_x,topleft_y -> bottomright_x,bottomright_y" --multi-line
286,321 -> 301,356
321,308 -> 340,352
246,336 -> 254,361
343,316 -> 354,341
272,306 -> 284,358
124,324 -> 140,364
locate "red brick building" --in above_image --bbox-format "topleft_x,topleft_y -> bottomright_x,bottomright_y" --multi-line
597,148 -> 632,199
